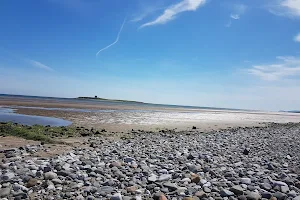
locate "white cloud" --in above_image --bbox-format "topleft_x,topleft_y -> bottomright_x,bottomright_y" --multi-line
281,0 -> 300,16
140,0 -> 206,28
229,4 -> 247,21
230,14 -> 240,20
28,59 -> 53,71
247,56 -> 300,81
132,13 -> 150,23
294,33 -> 300,42
131,6 -> 166,22
268,0 -> 300,17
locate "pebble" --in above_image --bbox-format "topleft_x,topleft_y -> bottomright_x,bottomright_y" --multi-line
0,123 -> 299,199
44,172 -> 57,180
281,185 -> 289,193
163,182 -> 178,191
111,193 -> 122,200
99,186 -> 114,194
240,178 -> 251,185
191,174 -> 201,183
124,157 -> 135,163
230,185 -> 244,195
261,182 -> 272,191
26,178 -> 38,188
158,174 -> 172,182
273,181 -> 288,187
273,192 -> 287,200
2,172 -> 15,181
52,178 -> 62,185
246,192 -> 261,200
0,187 -> 10,198
47,184 -> 55,190
148,174 -> 158,182
203,187 -> 211,193
220,189 -> 235,197
261,192 -> 272,199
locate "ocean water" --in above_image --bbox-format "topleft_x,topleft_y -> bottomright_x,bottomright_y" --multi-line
0,94 -> 246,111
1,94 -> 300,126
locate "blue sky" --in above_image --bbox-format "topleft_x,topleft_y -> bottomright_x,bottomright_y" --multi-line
1,0 -> 300,111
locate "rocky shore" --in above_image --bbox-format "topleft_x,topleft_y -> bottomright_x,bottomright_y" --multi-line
1,123 -> 300,200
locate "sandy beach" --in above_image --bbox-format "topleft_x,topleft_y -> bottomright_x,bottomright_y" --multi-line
1,96 -> 300,132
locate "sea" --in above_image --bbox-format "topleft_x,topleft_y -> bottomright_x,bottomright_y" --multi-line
1,94 -> 300,127
0,94 -> 245,112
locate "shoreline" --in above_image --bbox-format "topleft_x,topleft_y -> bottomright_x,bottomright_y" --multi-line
1,96 -> 300,132
9,107 -> 268,132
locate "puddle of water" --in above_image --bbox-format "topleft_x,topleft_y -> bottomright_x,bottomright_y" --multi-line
0,108 -> 72,126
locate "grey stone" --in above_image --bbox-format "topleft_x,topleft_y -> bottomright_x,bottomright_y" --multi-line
273,181 -> 288,187
288,190 -> 297,198
247,185 -> 256,191
47,184 -> 55,190
230,185 -> 244,195
273,192 -> 287,200
158,174 -> 172,182
148,174 -> 157,182
0,187 -> 11,198
44,172 -> 58,180
261,192 -> 272,199
111,193 -> 122,200
261,183 -> 272,191
181,178 -> 191,183
76,195 -> 85,200
268,163 -> 275,170
52,178 -> 62,185
124,157 -> 135,163
195,190 -> 208,198
57,170 -> 70,177
2,172 -> 15,181
238,196 -> 247,200
281,185 -> 289,193
204,187 -> 211,193
163,182 -> 178,192
293,196 -> 300,200
220,189 -> 235,197
161,187 -> 169,193
99,186 -> 114,194
246,192 -> 261,200
13,191 -> 27,199
240,178 -> 251,185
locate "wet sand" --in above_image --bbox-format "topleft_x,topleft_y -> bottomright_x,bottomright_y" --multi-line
1,97 -> 300,132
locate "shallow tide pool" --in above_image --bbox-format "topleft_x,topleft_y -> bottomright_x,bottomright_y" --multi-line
0,107 -> 72,126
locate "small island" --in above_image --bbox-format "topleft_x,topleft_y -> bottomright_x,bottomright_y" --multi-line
76,96 -> 144,104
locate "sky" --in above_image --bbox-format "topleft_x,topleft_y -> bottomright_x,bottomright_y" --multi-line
0,0 -> 300,111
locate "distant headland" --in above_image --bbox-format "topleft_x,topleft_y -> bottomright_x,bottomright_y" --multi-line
76,96 -> 144,104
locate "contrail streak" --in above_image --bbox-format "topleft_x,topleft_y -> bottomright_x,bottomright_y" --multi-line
96,17 -> 127,57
